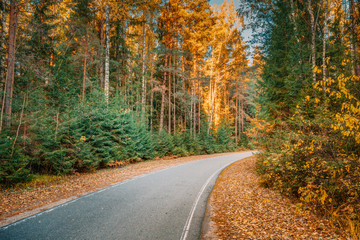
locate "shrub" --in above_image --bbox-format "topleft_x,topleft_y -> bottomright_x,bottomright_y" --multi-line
0,132 -> 31,184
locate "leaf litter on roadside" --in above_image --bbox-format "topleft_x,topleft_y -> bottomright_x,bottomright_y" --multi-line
205,157 -> 347,240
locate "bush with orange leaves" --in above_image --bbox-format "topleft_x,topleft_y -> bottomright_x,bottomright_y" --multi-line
254,74 -> 360,238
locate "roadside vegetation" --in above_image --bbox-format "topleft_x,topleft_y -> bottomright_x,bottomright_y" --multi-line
242,0 -> 360,237
1,0 -> 360,237
0,0 -> 254,186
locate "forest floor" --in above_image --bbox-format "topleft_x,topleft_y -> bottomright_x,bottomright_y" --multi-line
0,152 -> 236,227
203,156 -> 348,240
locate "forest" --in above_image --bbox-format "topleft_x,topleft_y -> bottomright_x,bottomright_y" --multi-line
1,0 -> 360,237
0,0 -> 253,183
242,0 -> 360,236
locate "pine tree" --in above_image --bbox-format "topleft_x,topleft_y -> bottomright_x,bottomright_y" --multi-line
3,0 -> 18,129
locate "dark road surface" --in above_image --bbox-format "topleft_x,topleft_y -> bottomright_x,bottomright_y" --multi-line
0,152 -> 255,240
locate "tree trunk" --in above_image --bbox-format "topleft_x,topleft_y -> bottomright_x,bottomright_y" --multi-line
159,87 -> 165,132
208,53 -> 215,134
82,34 -> 88,101
207,70 -> 212,133
11,94 -> 25,156
290,0 -> 304,82
99,14 -> 104,88
290,0 -> 299,43
150,62 -> 154,131
173,54 -> 176,133
168,55 -> 171,134
192,60 -> 197,136
241,99 -> 244,134
181,54 -> 187,130
3,0 -> 17,128
104,5 -> 110,103
308,0 -> 316,83
350,0 -> 360,75
115,23 -> 121,94
323,0 -> 328,93
1,0 -> 5,81
159,54 -> 167,132
235,93 -> 238,145
141,15 -> 147,114
197,80 -> 200,134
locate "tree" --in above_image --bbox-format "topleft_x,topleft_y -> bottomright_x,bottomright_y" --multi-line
0,0 -> 7,132
0,0 -> 252,186
104,4 -> 110,103
2,0 -> 18,129
182,0 -> 213,135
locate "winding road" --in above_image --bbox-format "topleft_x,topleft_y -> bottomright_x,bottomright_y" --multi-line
0,151 -> 254,240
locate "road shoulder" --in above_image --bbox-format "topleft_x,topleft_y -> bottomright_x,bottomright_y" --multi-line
0,152 -> 238,228
202,156 -> 346,240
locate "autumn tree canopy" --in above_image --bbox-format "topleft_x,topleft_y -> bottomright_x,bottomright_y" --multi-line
0,0 -> 252,182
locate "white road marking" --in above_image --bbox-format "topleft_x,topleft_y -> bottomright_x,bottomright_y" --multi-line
1,152 -> 255,236
0,159 -> 201,231
180,152 -> 255,240
180,167 -> 222,240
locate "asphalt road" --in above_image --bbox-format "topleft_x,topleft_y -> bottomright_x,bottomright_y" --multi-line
0,151 -> 255,240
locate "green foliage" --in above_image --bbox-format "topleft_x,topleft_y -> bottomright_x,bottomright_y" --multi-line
247,0 -> 360,235
34,99 -> 158,174
257,103 -> 360,220
215,123 -> 235,152
153,130 -> 174,157
0,132 -> 31,184
1,0 -> 247,185
3,95 -> 237,184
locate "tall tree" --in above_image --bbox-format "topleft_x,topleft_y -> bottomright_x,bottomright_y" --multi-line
3,0 -> 18,128
322,0 -> 328,93
104,4 -> 110,103
1,0 -> 5,84
350,0 -> 360,75
308,0 -> 317,83
0,0 -> 7,132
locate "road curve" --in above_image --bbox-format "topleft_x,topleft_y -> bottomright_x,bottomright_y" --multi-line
0,151 -> 255,240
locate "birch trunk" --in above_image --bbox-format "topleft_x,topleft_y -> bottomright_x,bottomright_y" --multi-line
141,15 -> 147,113
173,55 -> 176,133
168,55 -> 171,134
99,14 -> 104,88
308,0 -> 316,83
290,0 -> 299,43
323,0 -> 328,93
4,0 -> 17,128
104,5 -> 110,103
290,0 -> 304,82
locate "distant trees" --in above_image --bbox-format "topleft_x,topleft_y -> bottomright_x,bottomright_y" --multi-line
0,0 -> 253,184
